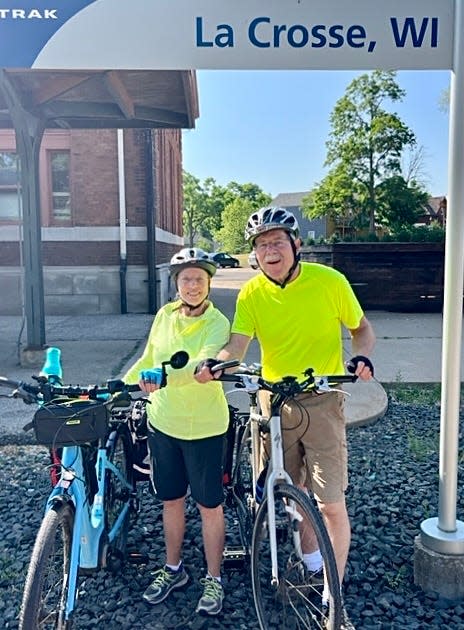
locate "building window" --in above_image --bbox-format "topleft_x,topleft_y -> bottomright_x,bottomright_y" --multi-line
0,152 -> 20,220
50,150 -> 70,221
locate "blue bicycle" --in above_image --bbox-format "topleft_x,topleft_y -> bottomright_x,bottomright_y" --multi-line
0,346 -> 188,629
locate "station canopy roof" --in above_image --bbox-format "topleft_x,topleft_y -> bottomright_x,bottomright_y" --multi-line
0,68 -> 199,130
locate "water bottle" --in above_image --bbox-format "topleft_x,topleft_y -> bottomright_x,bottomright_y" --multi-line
255,463 -> 268,504
40,347 -> 63,384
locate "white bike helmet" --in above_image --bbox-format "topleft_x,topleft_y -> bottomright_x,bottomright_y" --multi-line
169,247 -> 217,280
245,207 -> 299,244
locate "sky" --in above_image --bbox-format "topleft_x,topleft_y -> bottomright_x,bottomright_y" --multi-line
182,70 -> 451,200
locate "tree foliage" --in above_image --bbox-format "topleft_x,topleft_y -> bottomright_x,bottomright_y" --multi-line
182,171 -> 271,251
182,171 -> 209,247
304,71 -> 427,234
376,176 -> 429,231
214,197 -> 255,253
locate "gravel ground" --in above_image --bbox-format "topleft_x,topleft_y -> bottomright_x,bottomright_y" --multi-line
1,399 -> 464,629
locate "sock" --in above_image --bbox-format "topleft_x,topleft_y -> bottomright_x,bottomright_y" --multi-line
207,573 -> 222,583
166,561 -> 182,572
303,549 -> 323,572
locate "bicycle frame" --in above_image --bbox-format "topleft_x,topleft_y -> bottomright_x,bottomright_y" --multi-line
264,412 -> 298,587
226,375 -> 305,584
45,427 -> 133,618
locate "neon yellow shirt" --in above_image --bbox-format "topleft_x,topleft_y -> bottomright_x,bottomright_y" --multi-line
123,300 -> 230,440
232,262 -> 364,381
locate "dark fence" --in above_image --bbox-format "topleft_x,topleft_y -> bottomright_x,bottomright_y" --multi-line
301,243 -> 445,312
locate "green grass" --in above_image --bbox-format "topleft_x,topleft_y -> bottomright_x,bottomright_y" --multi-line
407,430 -> 439,461
384,382 -> 442,406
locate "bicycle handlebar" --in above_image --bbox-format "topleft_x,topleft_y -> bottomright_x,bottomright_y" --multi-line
0,375 -> 141,405
217,364 -> 357,398
0,347 -> 190,405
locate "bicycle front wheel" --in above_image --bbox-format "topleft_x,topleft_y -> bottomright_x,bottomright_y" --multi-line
251,483 -> 342,629
19,502 -> 74,630
104,423 -> 134,571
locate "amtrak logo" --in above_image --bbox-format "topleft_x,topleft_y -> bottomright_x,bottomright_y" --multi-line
0,9 -> 58,19
0,1 -> 95,67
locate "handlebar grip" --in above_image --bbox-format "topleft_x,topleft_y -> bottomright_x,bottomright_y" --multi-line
107,379 -> 141,394
337,375 -> 358,383
211,359 -> 241,373
0,376 -> 21,389
40,346 -> 63,385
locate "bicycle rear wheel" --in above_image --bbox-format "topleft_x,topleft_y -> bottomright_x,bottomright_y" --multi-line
104,423 -> 134,571
233,419 -> 254,549
251,483 -> 342,629
19,502 -> 74,630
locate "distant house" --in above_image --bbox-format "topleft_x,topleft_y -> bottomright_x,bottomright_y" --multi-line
417,196 -> 447,227
270,192 -> 328,241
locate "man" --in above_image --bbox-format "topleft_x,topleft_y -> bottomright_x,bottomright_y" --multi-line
196,207 -> 375,628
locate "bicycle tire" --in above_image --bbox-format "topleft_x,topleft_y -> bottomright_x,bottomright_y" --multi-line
19,502 -> 74,630
251,483 -> 342,630
104,422 -> 134,571
232,419 -> 254,550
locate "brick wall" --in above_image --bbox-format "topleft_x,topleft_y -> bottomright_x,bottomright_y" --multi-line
0,127 -> 185,314
69,129 -> 119,226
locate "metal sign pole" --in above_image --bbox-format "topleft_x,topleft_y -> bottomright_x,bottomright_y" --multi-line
419,0 -> 464,554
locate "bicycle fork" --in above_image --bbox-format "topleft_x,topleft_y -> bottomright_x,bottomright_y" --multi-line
266,414 -> 297,587
45,447 -> 96,620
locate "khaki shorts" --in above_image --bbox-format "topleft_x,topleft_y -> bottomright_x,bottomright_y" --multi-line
259,390 -> 347,504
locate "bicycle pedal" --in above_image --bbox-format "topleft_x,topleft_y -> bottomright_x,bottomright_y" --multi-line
127,552 -> 149,565
223,546 -> 247,569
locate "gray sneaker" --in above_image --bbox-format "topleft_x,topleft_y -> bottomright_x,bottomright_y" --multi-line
143,564 -> 189,605
195,576 -> 224,616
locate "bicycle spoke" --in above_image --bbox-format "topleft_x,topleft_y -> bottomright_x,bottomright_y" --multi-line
251,483 -> 342,629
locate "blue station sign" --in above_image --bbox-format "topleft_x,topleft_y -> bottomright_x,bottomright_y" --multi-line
0,1 -> 455,71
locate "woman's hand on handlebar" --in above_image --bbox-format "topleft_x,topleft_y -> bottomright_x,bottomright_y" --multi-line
138,368 -> 163,393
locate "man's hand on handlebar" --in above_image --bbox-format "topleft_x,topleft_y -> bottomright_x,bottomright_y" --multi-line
194,358 -> 240,383
346,355 -> 374,380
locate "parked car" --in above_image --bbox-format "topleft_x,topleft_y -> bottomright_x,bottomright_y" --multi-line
210,252 -> 240,268
248,251 -> 259,269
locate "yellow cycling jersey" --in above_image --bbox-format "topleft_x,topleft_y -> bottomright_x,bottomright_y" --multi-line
232,262 -> 364,382
123,300 -> 230,440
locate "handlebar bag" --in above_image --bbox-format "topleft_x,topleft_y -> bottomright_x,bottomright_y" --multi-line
32,399 -> 109,447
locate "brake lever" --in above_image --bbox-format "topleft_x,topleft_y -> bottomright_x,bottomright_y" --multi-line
314,377 -> 351,396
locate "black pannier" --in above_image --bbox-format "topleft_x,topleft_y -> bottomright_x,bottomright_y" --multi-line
32,399 -> 109,447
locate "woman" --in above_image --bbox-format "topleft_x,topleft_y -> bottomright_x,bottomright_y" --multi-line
123,248 -> 229,617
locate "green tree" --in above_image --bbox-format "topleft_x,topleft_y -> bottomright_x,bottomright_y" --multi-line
302,165 -> 368,234
376,175 -> 429,232
183,173 -> 271,249
307,71 -> 417,234
214,197 -> 254,253
225,181 -> 271,208
183,171 -> 209,247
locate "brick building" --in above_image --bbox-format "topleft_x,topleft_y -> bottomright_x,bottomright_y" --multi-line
0,126 -> 186,315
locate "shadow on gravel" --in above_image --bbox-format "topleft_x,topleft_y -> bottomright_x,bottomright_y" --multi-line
1,400 -> 464,628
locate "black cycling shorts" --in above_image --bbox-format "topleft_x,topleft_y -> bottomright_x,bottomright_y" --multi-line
147,427 -> 226,508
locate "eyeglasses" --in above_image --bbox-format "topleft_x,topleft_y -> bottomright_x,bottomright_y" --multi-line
255,238 -> 291,254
